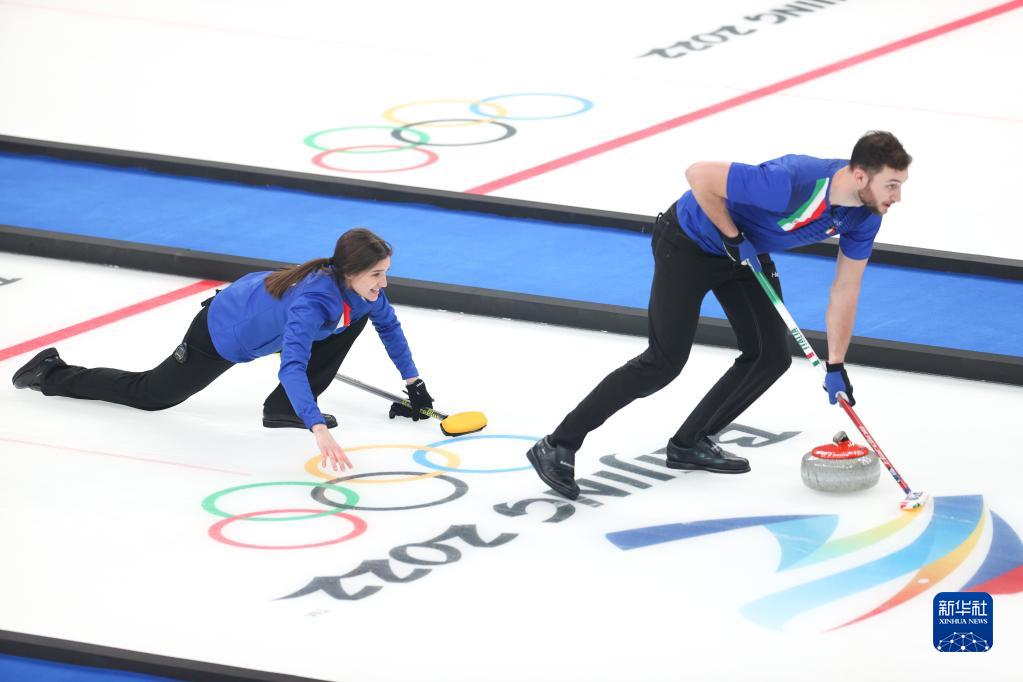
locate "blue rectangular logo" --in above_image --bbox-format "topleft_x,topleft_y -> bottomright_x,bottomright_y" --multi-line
933,592 -> 993,652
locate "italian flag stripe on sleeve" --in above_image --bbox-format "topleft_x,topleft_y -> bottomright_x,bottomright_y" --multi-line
777,177 -> 829,231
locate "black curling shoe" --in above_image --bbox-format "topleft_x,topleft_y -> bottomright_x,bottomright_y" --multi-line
12,347 -> 64,391
262,412 -> 338,430
665,436 -> 751,474
526,436 -> 580,500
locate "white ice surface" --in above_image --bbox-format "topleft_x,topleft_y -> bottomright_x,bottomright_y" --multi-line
1,254 -> 1021,681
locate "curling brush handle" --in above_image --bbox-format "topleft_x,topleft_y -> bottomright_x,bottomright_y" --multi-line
334,374 -> 449,420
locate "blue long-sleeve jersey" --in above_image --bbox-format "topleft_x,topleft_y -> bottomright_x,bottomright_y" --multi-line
206,269 -> 417,429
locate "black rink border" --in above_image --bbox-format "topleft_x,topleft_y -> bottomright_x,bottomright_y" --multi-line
2,134 -> 1022,280
2,224 -> 1021,387
0,630 -> 332,682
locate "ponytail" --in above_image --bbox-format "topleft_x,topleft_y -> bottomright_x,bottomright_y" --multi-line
263,258 -> 332,299
262,227 -> 392,300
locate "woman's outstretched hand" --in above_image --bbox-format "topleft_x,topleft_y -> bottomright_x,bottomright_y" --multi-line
312,423 -> 353,472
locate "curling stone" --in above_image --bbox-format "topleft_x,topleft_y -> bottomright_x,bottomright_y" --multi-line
801,430 -> 881,492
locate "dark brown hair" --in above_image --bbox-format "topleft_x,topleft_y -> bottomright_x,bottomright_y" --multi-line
850,131 -> 912,174
264,228 -> 393,299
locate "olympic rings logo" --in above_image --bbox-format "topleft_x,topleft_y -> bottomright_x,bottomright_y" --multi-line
302,93 -> 593,173
201,434 -> 536,550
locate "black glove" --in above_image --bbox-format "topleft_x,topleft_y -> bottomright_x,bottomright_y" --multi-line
391,379 -> 433,421
823,362 -> 855,406
389,401 -> 417,420
722,232 -> 762,272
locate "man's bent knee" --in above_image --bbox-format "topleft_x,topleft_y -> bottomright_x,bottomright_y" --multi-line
763,348 -> 792,381
625,351 -> 685,397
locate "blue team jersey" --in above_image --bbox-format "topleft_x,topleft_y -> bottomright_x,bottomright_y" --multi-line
675,155 -> 881,260
207,269 -> 417,429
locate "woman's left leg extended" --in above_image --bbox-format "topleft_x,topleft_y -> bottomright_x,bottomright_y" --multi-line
40,306 -> 234,411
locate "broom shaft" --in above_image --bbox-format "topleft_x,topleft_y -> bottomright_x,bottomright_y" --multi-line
334,373 -> 449,420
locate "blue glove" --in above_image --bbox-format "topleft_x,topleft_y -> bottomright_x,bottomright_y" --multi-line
823,362 -> 855,406
723,232 -> 761,272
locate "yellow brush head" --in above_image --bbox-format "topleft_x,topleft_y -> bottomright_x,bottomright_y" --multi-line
440,411 -> 488,436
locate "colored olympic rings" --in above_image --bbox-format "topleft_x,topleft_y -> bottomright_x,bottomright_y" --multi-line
303,125 -> 430,153
202,481 -> 360,521
208,509 -> 366,550
413,434 -> 536,473
202,435 -> 537,550
303,444 -> 462,482
312,145 -> 439,173
313,472 -> 468,512
303,93 -> 593,173
383,99 -> 508,127
391,119 -> 515,147
468,93 -> 594,120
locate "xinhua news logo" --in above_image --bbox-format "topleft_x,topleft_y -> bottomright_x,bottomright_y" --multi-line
934,592 -> 993,652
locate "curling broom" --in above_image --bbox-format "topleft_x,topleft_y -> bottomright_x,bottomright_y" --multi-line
334,373 -> 487,437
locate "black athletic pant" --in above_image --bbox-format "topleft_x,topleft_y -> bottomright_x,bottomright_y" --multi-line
551,206 -> 791,450
41,301 -> 369,416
